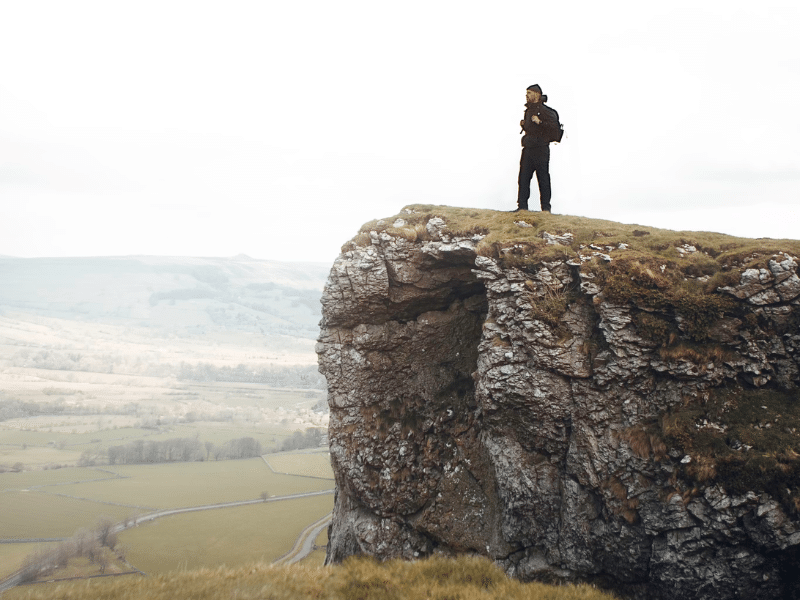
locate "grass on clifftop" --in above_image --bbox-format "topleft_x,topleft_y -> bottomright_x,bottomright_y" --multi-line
4,555 -> 618,600
348,204 -> 800,270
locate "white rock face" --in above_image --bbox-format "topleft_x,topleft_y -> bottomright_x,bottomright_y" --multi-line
317,226 -> 800,600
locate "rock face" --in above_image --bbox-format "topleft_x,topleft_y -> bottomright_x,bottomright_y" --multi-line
316,211 -> 800,600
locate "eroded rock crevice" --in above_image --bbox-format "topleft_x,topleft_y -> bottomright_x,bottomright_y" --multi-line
318,233 -> 498,563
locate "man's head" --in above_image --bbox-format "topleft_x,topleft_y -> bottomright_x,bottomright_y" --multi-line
526,84 -> 543,103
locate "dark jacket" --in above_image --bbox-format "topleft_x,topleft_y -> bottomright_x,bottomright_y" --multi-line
521,101 -> 561,148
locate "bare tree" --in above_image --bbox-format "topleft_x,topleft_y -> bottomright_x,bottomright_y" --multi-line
97,548 -> 110,574
73,528 -> 93,557
55,540 -> 75,569
19,549 -> 51,583
95,516 -> 117,548
85,538 -> 102,565
260,491 -> 269,502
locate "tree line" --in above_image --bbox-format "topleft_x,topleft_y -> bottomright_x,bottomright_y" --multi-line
102,436 -> 263,465
280,428 -> 325,452
177,362 -> 325,388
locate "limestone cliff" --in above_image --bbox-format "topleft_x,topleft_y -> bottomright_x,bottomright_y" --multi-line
316,205 -> 800,600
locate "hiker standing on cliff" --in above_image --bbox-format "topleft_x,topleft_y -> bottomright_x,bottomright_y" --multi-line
517,84 -> 562,212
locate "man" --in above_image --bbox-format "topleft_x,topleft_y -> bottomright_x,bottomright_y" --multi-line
517,84 -> 562,212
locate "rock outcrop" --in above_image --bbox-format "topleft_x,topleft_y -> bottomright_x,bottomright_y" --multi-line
316,206 -> 800,599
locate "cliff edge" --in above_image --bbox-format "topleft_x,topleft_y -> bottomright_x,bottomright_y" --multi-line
316,205 -> 800,599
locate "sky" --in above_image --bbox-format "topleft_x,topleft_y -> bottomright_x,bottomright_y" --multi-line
1,0 -> 798,264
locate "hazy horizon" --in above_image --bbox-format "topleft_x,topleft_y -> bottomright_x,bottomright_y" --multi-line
0,252 -> 331,263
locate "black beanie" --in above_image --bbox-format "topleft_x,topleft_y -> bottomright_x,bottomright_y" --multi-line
527,84 -> 547,102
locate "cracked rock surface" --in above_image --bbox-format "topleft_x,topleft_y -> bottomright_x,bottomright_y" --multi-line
316,222 -> 800,600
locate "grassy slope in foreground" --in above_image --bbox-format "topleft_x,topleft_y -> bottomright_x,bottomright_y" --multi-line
3,555 -> 617,600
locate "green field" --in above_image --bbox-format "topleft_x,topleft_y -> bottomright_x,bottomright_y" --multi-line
0,444 -> 80,469
0,426 -> 164,462
49,458 -> 333,510
115,421 -> 285,451
0,458 -> 334,541
60,427 -> 171,452
0,542 -> 50,578
267,451 -> 334,479
120,494 -> 333,574
0,466 -> 114,492
0,428 -> 74,447
0,491 -> 133,539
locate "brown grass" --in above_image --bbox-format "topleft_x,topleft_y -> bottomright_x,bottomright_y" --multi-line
491,336 -> 511,348
348,205 -> 800,267
601,477 -> 641,524
686,455 -> 717,483
1,554 -> 620,600
619,426 -> 668,461
606,478 -> 627,501
657,342 -> 734,366
658,387 -> 800,514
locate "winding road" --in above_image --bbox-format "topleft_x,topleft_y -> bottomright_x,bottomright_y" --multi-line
113,489 -> 333,531
272,512 -> 332,565
0,490 -> 334,593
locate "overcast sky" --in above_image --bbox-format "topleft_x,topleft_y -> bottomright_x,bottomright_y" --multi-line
2,1 -> 798,263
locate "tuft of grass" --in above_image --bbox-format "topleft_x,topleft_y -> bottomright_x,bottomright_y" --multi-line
620,425 -> 667,461
526,285 -> 577,333
632,312 -> 673,343
658,387 -> 800,513
657,341 -> 735,367
1,554 -> 620,600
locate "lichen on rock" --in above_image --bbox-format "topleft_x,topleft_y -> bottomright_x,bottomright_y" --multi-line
317,205 -> 800,600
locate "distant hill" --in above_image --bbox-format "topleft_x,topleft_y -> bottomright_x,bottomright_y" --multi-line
0,255 -> 330,340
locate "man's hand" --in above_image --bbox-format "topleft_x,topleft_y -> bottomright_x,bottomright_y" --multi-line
531,115 -> 542,124
520,120 -> 524,128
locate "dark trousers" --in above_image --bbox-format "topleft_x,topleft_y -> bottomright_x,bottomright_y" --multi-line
517,146 -> 551,211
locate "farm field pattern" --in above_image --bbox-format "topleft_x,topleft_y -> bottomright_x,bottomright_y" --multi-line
1,456 -> 334,578
120,494 -> 333,574
0,255 -> 333,583
43,458 -> 333,510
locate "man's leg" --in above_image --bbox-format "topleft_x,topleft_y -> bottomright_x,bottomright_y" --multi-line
517,148 -> 535,210
533,148 -> 551,212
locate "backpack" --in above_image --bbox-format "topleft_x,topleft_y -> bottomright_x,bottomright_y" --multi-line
544,104 -> 564,143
